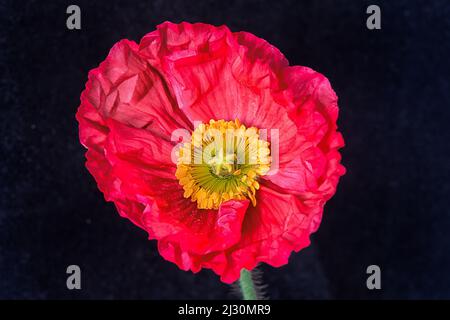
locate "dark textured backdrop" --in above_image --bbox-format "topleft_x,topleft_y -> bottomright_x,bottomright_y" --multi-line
1,0 -> 449,299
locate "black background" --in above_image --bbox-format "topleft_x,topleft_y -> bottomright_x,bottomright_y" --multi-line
1,0 -> 449,299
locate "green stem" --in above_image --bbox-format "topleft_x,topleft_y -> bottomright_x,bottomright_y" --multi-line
239,269 -> 258,300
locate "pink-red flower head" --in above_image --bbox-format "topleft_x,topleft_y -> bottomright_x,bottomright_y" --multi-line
76,21 -> 345,283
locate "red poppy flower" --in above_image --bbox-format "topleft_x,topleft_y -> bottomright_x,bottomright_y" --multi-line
76,21 -> 345,283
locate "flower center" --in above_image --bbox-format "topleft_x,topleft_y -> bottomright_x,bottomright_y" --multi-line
175,119 -> 271,209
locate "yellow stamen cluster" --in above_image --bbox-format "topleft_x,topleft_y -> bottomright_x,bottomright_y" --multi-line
175,119 -> 271,209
